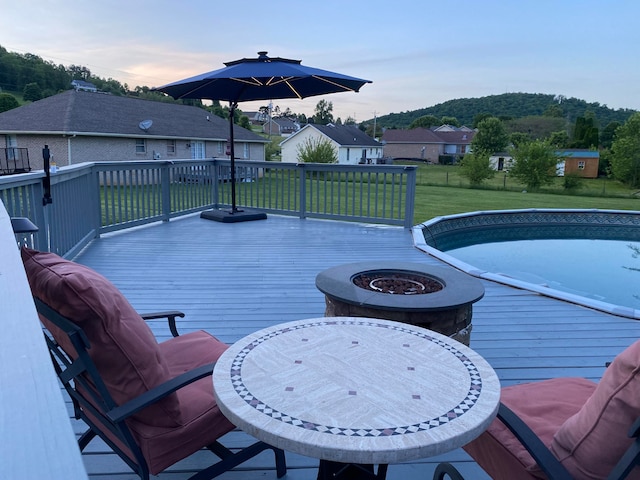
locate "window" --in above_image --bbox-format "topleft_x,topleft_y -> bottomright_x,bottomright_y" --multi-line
578,161 -> 585,170
191,141 -> 205,159
166,140 -> 176,155
218,141 -> 224,155
135,139 -> 146,154
243,143 -> 250,159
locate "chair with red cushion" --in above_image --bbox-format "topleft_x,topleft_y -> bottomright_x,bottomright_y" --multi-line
21,247 -> 286,480
434,341 -> 640,480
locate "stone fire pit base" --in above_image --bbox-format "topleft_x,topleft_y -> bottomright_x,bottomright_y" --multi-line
324,297 -> 474,345
316,262 -> 485,346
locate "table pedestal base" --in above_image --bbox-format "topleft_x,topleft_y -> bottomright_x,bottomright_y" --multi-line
317,460 -> 388,480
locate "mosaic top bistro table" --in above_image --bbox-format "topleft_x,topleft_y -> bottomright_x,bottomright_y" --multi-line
212,317 -> 501,479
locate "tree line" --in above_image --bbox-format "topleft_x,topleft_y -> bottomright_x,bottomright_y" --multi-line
375,93 -> 636,129
459,113 -> 640,190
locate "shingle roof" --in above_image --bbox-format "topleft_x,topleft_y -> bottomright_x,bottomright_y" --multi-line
308,124 -> 379,147
381,127 -> 474,144
0,90 -> 265,142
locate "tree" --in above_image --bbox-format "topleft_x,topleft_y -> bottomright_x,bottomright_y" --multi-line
296,136 -> 338,163
23,82 -> 42,102
238,115 -> 251,130
472,113 -> 493,128
440,116 -> 460,127
610,112 -> 640,187
543,104 -> 563,117
570,115 -> 599,148
509,139 -> 558,190
548,130 -> 570,148
510,132 -> 532,148
0,92 -> 19,113
459,151 -> 496,186
600,121 -> 621,150
313,99 -> 334,125
409,115 -> 439,129
472,117 -> 509,156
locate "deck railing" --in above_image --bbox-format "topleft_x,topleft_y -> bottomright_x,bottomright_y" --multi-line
0,159 -> 416,258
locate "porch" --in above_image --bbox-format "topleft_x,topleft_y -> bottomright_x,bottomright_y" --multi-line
70,214 -> 640,478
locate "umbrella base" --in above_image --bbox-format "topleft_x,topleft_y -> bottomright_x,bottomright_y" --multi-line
200,208 -> 267,223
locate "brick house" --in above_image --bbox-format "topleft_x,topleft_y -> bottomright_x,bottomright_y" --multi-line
380,127 -> 475,163
0,90 -> 268,171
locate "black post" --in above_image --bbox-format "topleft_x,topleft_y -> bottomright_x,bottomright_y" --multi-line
229,101 -> 239,213
42,145 -> 52,205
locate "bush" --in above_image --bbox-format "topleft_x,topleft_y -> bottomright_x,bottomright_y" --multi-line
563,173 -> 583,191
296,137 -> 338,163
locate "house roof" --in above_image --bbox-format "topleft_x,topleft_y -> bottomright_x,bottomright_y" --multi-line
381,127 -> 474,145
558,149 -> 600,158
0,90 -> 266,143
300,124 -> 380,147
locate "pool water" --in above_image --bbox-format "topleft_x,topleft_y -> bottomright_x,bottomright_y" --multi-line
446,238 -> 640,310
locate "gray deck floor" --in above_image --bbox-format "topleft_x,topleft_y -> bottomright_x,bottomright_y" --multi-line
71,213 -> 640,479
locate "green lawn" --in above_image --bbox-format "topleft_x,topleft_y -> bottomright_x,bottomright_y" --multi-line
409,164 -> 639,223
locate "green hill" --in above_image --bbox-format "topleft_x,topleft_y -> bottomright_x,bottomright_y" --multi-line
374,93 -> 637,129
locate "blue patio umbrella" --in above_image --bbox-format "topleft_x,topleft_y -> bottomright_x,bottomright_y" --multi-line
154,51 -> 371,222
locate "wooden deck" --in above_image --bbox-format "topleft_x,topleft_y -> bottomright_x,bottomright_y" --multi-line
71,213 -> 640,480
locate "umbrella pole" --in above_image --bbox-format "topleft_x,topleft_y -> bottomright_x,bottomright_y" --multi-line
228,101 -> 238,213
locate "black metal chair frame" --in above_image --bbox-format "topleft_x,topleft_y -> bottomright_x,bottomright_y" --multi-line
35,298 -> 287,480
434,402 -> 640,480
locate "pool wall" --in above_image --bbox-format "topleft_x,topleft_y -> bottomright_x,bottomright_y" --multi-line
412,209 -> 640,320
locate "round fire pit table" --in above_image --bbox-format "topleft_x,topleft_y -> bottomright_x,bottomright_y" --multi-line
315,262 -> 485,345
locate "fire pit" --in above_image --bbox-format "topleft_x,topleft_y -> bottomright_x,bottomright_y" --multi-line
315,262 -> 485,345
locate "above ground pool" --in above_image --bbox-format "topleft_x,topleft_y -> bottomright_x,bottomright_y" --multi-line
413,209 -> 640,319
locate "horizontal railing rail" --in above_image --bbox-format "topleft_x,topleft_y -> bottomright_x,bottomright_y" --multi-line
1,159 -> 416,257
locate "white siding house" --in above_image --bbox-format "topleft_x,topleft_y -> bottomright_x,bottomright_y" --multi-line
280,124 -> 382,164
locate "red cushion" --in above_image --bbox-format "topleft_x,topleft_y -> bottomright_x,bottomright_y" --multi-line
463,377 -> 596,480
552,340 -> 640,479
128,330 -> 235,474
21,247 -> 181,427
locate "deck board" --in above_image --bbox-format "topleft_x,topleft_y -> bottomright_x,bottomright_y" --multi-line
69,213 -> 640,479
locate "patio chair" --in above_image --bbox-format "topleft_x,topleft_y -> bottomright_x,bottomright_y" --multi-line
21,246 -> 287,480
433,340 -> 640,480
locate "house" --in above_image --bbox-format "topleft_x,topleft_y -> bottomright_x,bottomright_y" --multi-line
243,110 -> 268,125
70,79 -> 98,92
280,123 -> 383,164
380,127 -> 475,164
489,152 -> 515,172
262,117 -> 300,136
490,149 -> 600,178
0,90 -> 268,170
557,149 -> 600,178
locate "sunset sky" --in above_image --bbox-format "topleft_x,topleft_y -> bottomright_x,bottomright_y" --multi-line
2,0 -> 638,122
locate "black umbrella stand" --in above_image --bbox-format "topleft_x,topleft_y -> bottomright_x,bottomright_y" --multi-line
200,102 -> 267,223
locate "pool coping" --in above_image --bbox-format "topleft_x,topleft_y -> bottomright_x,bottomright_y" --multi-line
412,209 -> 640,320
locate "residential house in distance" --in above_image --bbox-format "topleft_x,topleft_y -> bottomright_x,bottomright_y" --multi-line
243,110 -> 268,125
70,79 -> 98,92
262,117 -> 300,136
381,127 -> 475,164
0,90 -> 268,170
489,149 -> 600,178
280,123 -> 383,164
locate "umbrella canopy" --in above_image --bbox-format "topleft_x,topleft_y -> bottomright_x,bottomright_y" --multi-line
155,51 -> 371,102
154,52 -> 371,221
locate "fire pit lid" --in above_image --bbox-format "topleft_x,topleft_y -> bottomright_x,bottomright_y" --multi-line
315,262 -> 484,312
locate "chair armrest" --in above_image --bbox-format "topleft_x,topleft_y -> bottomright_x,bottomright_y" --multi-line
433,462 -> 465,480
139,310 -> 185,337
107,362 -> 215,423
497,403 -> 573,480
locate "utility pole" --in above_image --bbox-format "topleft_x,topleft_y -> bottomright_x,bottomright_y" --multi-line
372,111 -> 378,140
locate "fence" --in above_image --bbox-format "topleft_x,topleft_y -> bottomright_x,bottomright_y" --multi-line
1,159 -> 416,258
